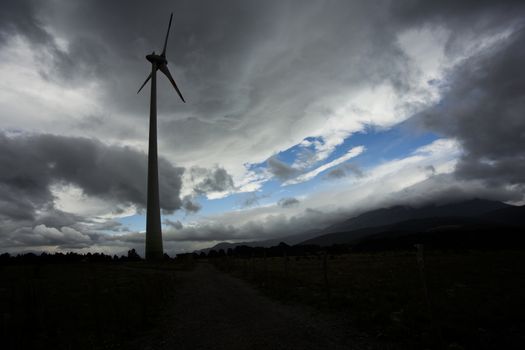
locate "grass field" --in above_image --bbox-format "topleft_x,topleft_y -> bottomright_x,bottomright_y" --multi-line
213,250 -> 525,349
0,261 -> 193,349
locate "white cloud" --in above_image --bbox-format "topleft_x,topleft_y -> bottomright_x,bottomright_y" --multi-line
51,183 -> 137,221
397,26 -> 449,83
0,36 -> 103,133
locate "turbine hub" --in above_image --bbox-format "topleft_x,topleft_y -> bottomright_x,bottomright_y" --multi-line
146,53 -> 167,65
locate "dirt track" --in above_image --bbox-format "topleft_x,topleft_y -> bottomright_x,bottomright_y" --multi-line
132,262 -> 381,350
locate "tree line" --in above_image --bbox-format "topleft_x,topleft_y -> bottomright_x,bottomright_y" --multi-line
0,249 -> 158,265
178,242 -> 351,260
0,239 -> 392,266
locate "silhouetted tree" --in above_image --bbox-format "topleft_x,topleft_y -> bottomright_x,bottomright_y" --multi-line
0,252 -> 10,264
127,249 -> 141,261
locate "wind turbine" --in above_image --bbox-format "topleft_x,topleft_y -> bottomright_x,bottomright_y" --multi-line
137,13 -> 185,260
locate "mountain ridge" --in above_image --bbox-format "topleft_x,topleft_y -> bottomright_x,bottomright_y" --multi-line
301,201 -> 524,247
197,199 -> 518,253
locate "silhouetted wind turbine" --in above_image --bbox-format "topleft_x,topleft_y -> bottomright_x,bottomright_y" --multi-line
137,13 -> 185,260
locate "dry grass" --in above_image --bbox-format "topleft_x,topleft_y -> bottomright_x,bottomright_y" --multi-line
214,250 -> 525,349
0,261 -> 193,349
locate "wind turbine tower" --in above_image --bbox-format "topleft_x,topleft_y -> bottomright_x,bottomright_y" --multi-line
137,13 -> 185,260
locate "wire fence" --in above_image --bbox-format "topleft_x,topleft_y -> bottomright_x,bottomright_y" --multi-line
208,248 -> 525,349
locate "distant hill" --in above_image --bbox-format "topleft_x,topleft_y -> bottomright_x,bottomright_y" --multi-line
197,228 -> 323,254
319,198 -> 509,235
197,199 -> 521,253
482,204 -> 525,226
300,216 -> 478,247
300,199 -> 517,247
352,217 -> 525,251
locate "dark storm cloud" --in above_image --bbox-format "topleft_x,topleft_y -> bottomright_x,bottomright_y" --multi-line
391,0 -> 524,33
86,219 -> 125,232
181,195 -> 202,213
8,0 -> 522,169
325,163 -> 364,180
3,0 -> 524,122
239,192 -> 271,209
278,197 -> 300,208
34,209 -> 84,229
0,0 -> 278,114
192,166 -> 234,194
324,168 -> 346,179
0,0 -> 49,45
0,0 -> 108,85
0,0 -> 419,157
419,28 -> 525,189
267,157 -> 299,181
164,219 -> 183,230
423,165 -> 436,176
0,132 -> 184,224
240,193 -> 260,208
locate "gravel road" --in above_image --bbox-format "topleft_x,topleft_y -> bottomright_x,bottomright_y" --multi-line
133,262 -> 382,350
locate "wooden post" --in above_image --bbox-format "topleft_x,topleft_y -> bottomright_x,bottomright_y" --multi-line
251,252 -> 255,281
323,251 -> 330,298
415,244 -> 444,349
263,250 -> 268,287
415,244 -> 430,308
284,250 -> 289,283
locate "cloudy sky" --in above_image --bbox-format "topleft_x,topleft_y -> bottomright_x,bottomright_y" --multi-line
1,0 -> 524,255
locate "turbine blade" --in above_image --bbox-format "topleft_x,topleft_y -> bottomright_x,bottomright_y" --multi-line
137,72 -> 152,94
159,63 -> 185,102
161,13 -> 173,57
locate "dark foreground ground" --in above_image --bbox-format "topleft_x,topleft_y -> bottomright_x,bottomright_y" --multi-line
133,262 -> 373,350
1,250 -> 524,349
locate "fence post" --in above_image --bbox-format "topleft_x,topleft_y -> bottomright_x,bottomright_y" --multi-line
284,250 -> 289,284
415,244 -> 444,349
251,252 -> 256,281
263,250 -> 268,287
323,251 -> 330,298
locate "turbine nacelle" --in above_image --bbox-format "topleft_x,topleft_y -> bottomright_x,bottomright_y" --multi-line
137,13 -> 185,103
146,53 -> 167,65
